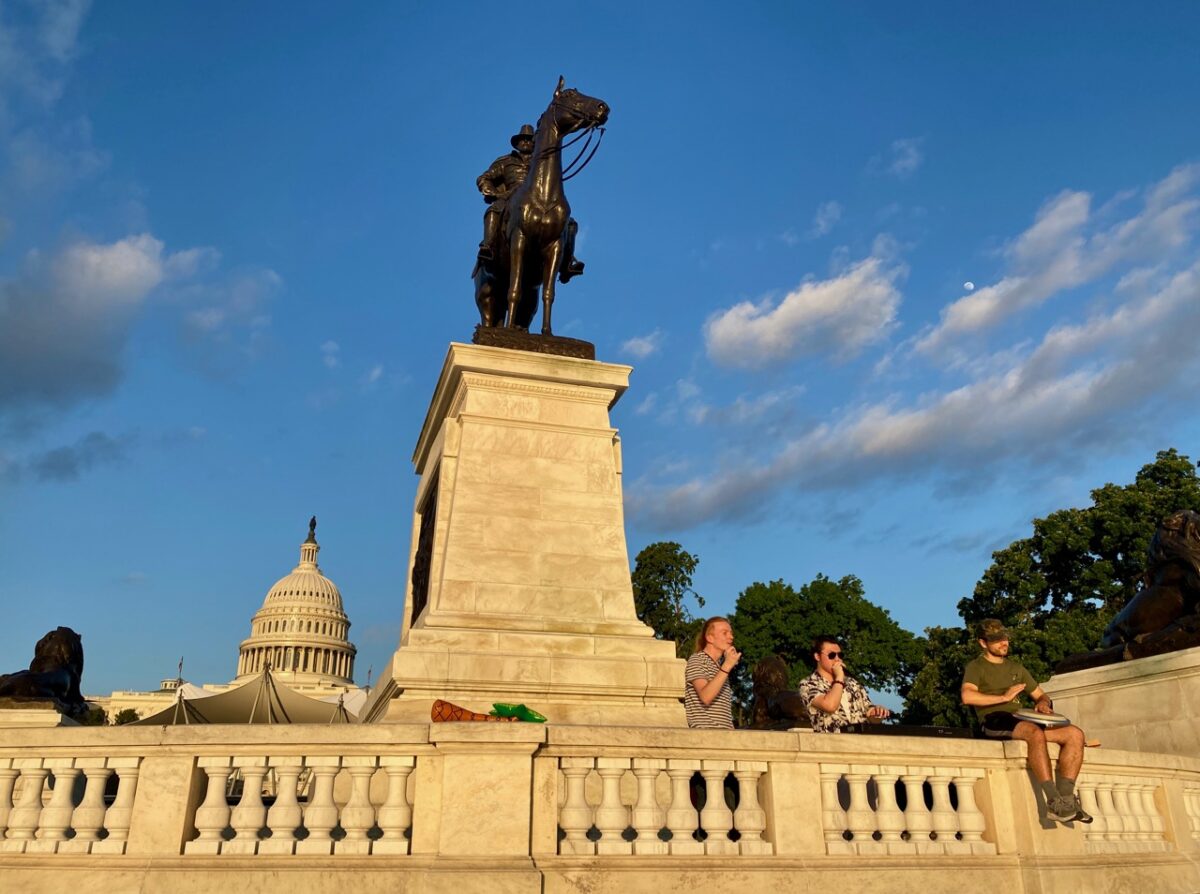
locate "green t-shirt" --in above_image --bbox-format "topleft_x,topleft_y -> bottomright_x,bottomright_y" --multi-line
962,656 -> 1038,719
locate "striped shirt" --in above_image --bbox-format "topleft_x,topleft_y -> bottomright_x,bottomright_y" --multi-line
684,651 -> 733,729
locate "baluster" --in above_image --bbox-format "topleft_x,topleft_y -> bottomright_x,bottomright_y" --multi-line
1095,779 -> 1124,847
295,756 -> 341,855
700,760 -> 735,855
59,759 -> 110,854
594,758 -> 631,855
225,756 -> 269,854
665,759 -> 703,855
185,757 -> 233,855
733,761 -> 770,855
819,764 -> 851,855
1127,778 -> 1154,851
91,759 -> 139,855
375,756 -> 415,855
927,772 -> 957,854
1,760 -> 50,853
26,758 -> 78,853
1110,782 -> 1137,845
259,757 -> 304,855
336,756 -> 379,855
1186,786 -> 1200,842
0,760 -> 20,840
1137,779 -> 1165,851
631,758 -> 666,855
1077,778 -> 1106,847
901,767 -> 936,854
559,757 -> 595,856
845,766 -> 882,854
951,769 -> 991,854
872,766 -> 907,854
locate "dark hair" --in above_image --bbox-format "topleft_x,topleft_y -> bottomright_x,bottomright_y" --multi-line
811,634 -> 843,658
694,616 -> 731,654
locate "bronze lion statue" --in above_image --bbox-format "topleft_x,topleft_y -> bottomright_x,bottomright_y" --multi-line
0,626 -> 86,714
1101,509 -> 1200,650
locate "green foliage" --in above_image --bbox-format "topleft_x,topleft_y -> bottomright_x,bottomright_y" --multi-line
904,449 -> 1200,723
113,708 -> 140,725
77,705 -> 108,726
631,541 -> 705,658
731,574 -> 923,715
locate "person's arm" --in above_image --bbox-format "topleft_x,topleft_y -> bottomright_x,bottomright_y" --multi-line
1028,685 -> 1055,714
961,681 -> 1027,707
808,666 -> 846,715
692,666 -> 731,706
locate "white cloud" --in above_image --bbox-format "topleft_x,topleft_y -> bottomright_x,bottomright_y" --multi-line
361,364 -> 384,385
809,201 -> 842,238
621,329 -> 663,359
630,260 -> 1200,529
704,254 -> 904,369
870,138 -> 924,179
321,340 -> 341,369
917,165 -> 1200,359
0,234 -> 212,410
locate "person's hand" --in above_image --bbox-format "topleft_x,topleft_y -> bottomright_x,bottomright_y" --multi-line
1004,683 -> 1026,701
832,662 -> 846,683
1035,698 -> 1053,715
723,647 -> 742,670
867,705 -> 891,720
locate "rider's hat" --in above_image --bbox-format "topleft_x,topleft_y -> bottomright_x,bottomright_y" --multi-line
510,124 -> 535,148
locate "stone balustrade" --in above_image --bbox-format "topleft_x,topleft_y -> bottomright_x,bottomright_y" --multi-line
2,721 -> 1200,893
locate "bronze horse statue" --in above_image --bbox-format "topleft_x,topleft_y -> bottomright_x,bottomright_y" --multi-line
475,78 -> 609,334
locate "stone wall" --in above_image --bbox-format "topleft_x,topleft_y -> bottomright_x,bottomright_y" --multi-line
2,723 -> 1199,893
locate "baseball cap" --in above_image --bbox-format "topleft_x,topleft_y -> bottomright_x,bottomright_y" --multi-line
976,619 -> 1010,642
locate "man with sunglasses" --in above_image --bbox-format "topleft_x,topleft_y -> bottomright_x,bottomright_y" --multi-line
961,619 -> 1091,825
799,635 -> 891,733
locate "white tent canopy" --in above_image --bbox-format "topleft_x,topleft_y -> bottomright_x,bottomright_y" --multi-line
133,668 -> 356,725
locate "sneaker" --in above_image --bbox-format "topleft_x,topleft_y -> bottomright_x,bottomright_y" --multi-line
1070,796 -> 1093,824
1046,796 -> 1079,823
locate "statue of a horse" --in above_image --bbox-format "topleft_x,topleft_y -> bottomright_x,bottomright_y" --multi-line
475,77 -> 609,335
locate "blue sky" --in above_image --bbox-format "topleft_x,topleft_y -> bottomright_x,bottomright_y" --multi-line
3,2 -> 1200,696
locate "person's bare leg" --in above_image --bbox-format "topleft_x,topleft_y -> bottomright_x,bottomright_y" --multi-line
1010,722 -> 1052,782
1045,724 -> 1085,782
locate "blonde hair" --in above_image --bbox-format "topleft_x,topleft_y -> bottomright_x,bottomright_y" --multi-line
694,616 -> 731,654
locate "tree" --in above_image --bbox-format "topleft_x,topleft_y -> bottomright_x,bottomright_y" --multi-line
113,708 -> 140,725
730,574 -> 923,717
905,449 -> 1200,724
77,705 -> 108,726
631,541 -> 705,658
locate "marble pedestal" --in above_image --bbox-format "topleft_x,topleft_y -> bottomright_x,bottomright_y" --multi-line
1044,644 -> 1200,756
365,343 -> 685,726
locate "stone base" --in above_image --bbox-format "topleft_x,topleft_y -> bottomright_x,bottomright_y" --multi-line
472,325 -> 595,360
1044,643 -> 1200,755
365,343 -> 685,726
0,705 -> 79,724
372,627 -> 685,726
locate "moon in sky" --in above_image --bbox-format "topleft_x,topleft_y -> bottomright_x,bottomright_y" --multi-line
963,281 -> 975,291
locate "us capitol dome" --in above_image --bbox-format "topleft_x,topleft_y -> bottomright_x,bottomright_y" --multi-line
234,516 -> 357,692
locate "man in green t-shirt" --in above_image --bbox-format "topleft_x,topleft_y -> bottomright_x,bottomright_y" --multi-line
961,619 -> 1091,825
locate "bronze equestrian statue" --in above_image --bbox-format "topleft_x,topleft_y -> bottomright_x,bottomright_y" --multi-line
1057,509 -> 1200,672
473,77 -> 608,334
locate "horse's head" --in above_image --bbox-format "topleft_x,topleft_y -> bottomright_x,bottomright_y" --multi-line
549,76 -> 609,135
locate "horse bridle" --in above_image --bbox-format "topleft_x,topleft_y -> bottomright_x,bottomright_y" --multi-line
541,95 -> 606,181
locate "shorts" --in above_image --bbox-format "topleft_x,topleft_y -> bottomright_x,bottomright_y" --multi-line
980,711 -> 1020,739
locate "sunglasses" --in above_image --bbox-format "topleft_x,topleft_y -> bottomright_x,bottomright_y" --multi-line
824,651 -> 842,660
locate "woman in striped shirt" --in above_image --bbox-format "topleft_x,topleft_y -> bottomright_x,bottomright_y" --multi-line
684,617 -> 742,729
